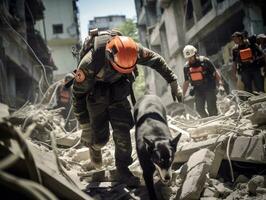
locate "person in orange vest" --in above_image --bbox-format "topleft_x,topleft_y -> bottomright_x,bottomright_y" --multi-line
55,73 -> 74,119
182,45 -> 223,118
231,31 -> 264,93
72,30 -> 183,187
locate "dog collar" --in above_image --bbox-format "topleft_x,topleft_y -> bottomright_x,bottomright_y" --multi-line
135,112 -> 167,128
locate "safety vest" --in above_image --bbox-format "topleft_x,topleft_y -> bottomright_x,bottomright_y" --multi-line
239,48 -> 253,62
189,66 -> 204,82
187,57 -> 207,85
59,86 -> 70,104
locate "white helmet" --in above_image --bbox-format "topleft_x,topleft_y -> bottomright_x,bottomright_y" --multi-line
183,45 -> 197,58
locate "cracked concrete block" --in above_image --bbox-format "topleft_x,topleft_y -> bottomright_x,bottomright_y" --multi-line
202,187 -> 219,197
210,143 -> 225,178
230,135 -> 265,163
248,176 -> 265,195
200,198 -> 219,200
72,148 -> 90,162
179,149 -> 215,200
235,175 -> 249,184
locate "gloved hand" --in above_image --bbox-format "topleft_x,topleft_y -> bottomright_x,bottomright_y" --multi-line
218,85 -> 225,96
170,81 -> 183,102
189,88 -> 195,96
80,123 -> 93,147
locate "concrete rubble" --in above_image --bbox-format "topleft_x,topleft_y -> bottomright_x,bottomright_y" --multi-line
1,91 -> 266,199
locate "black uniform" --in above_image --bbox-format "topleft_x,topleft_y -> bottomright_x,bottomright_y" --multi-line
232,41 -> 264,93
72,33 -> 177,170
184,56 -> 218,118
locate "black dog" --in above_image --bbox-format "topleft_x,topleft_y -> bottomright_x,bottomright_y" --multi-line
134,95 -> 181,200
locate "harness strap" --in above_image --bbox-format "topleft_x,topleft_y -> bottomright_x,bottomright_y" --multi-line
135,112 -> 167,128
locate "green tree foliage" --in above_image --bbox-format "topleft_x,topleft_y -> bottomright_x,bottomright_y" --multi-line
117,19 -> 139,42
117,19 -> 145,99
132,66 -> 145,100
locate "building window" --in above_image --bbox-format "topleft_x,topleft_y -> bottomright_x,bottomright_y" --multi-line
185,0 -> 194,30
200,0 -> 212,16
262,5 -> 266,26
53,24 -> 63,34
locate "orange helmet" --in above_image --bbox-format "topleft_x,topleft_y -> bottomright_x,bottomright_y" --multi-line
106,36 -> 138,74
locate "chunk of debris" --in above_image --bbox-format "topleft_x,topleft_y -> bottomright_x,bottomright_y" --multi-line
178,149 -> 215,200
247,175 -> 265,195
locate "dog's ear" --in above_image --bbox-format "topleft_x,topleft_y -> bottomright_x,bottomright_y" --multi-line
143,136 -> 155,150
170,133 -> 182,150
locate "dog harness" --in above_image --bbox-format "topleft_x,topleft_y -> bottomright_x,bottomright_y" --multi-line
135,112 -> 167,128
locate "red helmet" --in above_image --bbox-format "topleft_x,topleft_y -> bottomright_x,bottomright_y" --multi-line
106,36 -> 138,74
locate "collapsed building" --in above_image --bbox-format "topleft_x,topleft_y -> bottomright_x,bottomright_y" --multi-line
1,0 -> 266,199
0,0 -> 56,109
134,0 -> 266,105
1,90 -> 266,199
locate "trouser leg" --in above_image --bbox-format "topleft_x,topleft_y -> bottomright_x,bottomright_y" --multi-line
241,70 -> 253,93
87,96 -> 110,149
108,98 -> 134,169
252,69 -> 264,92
195,91 -> 208,118
206,89 -> 218,116
86,94 -> 110,168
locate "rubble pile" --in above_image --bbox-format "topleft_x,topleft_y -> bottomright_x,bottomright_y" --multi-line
1,91 -> 266,199
166,91 -> 266,200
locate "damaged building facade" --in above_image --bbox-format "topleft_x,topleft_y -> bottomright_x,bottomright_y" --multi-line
134,0 -> 266,104
35,0 -> 80,80
0,0 -> 56,109
35,0 -> 81,79
88,15 -> 126,32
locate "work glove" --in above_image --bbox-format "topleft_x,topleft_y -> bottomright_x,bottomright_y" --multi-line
80,123 -> 93,147
189,88 -> 195,96
170,81 -> 183,102
218,85 -> 225,96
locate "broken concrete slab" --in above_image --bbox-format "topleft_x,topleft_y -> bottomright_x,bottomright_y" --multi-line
202,187 -> 219,198
248,94 -> 266,105
175,134 -> 266,166
175,135 -> 227,163
0,103 -> 9,120
178,149 -> 215,200
230,135 -> 266,163
72,148 -> 90,162
249,105 -> 266,125
56,130 -> 81,147
210,143 -> 226,178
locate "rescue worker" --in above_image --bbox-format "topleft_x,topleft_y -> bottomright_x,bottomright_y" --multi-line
231,31 -> 264,93
182,45 -> 223,118
72,30 -> 183,186
257,33 -> 266,91
55,73 -> 74,119
257,33 -> 266,53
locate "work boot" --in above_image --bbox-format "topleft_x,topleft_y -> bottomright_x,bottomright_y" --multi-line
115,167 -> 140,187
89,146 -> 102,169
